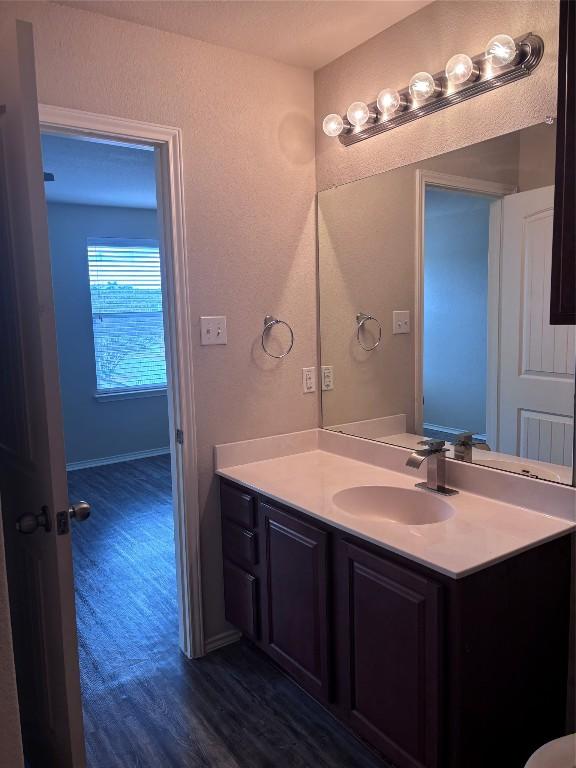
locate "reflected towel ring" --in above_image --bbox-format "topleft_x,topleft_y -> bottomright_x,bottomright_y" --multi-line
261,315 -> 294,359
356,312 -> 382,351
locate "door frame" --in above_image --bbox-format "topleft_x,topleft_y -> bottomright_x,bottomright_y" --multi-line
39,104 -> 204,659
414,170 -> 516,436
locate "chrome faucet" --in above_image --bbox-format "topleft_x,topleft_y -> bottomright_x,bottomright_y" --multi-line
406,438 -> 458,496
452,432 -> 491,462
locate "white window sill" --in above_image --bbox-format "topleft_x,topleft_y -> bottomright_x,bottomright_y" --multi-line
94,387 -> 167,402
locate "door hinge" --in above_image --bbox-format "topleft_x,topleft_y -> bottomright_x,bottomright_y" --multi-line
176,429 -> 184,445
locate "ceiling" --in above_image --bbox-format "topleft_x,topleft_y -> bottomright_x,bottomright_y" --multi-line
59,0 -> 433,70
41,133 -> 157,208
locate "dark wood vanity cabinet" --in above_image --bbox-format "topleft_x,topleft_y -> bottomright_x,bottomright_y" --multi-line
221,483 -> 259,639
336,541 -> 441,768
259,502 -> 331,702
220,480 -> 573,768
551,0 -> 576,324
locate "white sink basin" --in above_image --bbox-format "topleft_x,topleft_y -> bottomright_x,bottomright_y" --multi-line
332,485 -> 455,525
474,457 -> 562,482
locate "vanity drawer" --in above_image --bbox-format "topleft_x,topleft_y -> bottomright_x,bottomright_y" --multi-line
223,559 -> 259,639
222,520 -> 258,569
221,482 -> 256,529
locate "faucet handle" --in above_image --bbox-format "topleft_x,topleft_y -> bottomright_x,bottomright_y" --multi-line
452,432 -> 474,446
452,432 -> 491,451
417,438 -> 446,452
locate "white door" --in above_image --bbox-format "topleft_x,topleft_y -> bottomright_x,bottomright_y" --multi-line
0,20 -> 86,767
498,186 -> 575,466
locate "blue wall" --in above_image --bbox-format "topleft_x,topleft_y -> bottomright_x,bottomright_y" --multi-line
423,188 -> 496,436
48,202 -> 170,465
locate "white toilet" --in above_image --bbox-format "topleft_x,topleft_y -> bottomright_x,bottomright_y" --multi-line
524,734 -> 576,768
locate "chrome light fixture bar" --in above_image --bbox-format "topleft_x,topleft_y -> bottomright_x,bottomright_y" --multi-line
331,32 -> 543,147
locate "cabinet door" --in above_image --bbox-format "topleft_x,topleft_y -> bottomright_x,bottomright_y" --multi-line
221,481 -> 256,528
223,560 -> 259,639
260,502 -> 331,701
337,541 -> 441,768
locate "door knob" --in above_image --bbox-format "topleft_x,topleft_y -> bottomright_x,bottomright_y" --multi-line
17,506 -> 51,534
69,501 -> 91,522
55,501 -> 91,536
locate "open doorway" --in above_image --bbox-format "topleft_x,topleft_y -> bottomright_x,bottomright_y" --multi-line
40,129 -> 181,722
416,168 -> 574,483
422,186 -> 499,443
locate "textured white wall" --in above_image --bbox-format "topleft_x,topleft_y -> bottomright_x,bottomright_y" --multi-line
315,0 -> 559,191
0,1 -> 317,650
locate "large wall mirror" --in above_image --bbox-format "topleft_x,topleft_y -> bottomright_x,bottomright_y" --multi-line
318,121 -> 575,486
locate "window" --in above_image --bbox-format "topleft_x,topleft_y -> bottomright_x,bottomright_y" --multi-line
87,238 -> 167,393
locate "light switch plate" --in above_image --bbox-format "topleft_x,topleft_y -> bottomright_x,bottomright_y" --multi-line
321,365 -> 334,391
393,310 -> 410,334
302,367 -> 316,394
200,316 -> 227,345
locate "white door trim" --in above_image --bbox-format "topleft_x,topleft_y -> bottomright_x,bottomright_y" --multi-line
486,199 -> 504,451
414,170 -> 516,434
38,104 -> 204,659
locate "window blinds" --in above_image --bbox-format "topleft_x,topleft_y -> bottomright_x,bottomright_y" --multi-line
87,238 -> 167,392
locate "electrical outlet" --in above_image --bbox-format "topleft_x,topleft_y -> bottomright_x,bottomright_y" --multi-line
321,365 -> 334,391
200,316 -> 227,345
302,367 -> 316,394
393,310 -> 410,334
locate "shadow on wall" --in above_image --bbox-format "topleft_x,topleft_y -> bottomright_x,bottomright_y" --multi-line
278,112 -> 315,165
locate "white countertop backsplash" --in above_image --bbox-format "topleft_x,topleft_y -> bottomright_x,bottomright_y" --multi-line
215,429 -> 575,579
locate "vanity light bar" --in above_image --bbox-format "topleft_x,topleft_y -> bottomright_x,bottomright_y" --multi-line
324,32 -> 544,147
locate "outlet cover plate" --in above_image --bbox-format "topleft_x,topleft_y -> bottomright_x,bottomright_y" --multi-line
393,310 -> 410,335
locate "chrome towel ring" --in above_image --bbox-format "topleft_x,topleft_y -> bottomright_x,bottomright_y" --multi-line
261,315 -> 294,359
356,312 -> 382,351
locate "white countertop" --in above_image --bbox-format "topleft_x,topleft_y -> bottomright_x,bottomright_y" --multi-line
217,448 -> 575,579
382,433 -> 572,484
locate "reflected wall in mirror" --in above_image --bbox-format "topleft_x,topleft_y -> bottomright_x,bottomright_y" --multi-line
318,123 -> 575,485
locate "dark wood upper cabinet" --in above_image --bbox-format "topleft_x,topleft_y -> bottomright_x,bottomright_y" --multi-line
551,0 -> 576,325
336,541 -> 441,768
260,502 -> 331,702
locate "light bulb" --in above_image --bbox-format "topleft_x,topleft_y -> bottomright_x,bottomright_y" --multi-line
445,53 -> 479,85
346,101 -> 370,128
322,113 -> 344,137
409,72 -> 439,101
376,88 -> 404,118
485,34 -> 518,67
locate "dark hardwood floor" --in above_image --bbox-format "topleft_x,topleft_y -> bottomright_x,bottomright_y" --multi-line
68,456 -> 387,768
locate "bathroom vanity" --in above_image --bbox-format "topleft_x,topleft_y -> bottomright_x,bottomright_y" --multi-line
217,433 -> 575,768
217,10 -> 576,764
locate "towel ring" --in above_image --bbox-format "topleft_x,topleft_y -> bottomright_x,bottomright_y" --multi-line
356,313 -> 382,352
261,315 -> 294,359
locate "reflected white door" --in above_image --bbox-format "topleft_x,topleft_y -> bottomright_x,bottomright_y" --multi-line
0,20 -> 85,767
498,186 -> 575,466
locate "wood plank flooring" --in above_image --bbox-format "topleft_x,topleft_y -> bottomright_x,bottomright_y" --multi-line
68,456 -> 388,768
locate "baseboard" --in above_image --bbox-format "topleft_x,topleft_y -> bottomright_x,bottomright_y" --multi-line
66,447 -> 170,471
203,629 -> 241,655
